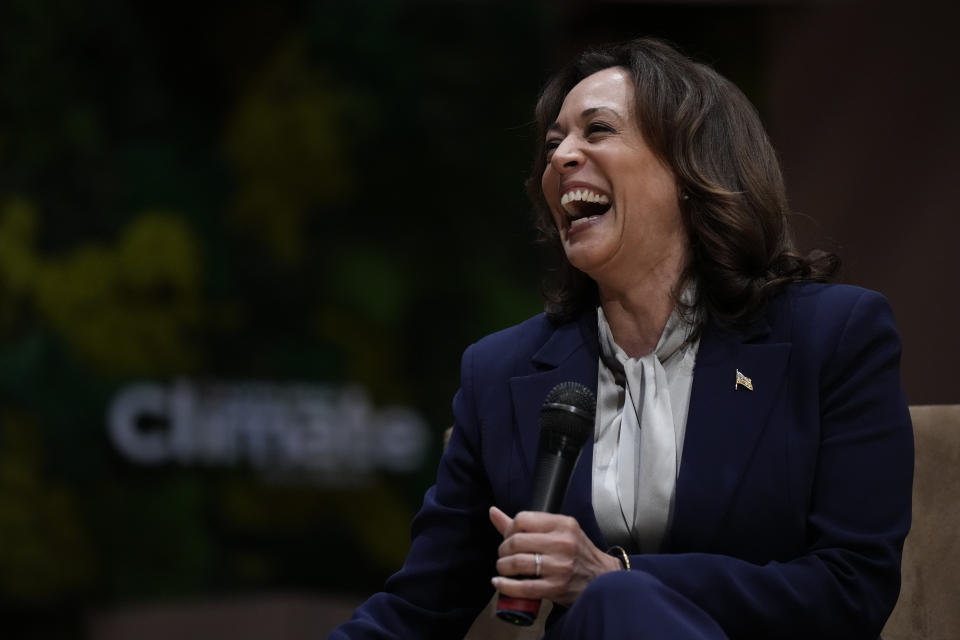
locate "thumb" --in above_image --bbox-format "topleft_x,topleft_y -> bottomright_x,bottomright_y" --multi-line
489,506 -> 513,538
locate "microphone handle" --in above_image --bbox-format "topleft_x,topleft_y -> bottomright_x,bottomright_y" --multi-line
495,450 -> 580,626
529,452 -> 577,513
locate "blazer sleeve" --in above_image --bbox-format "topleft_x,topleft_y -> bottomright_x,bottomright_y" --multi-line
329,343 -> 500,639
627,289 -> 914,639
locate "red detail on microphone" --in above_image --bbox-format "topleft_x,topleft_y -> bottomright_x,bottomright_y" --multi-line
497,596 -> 541,615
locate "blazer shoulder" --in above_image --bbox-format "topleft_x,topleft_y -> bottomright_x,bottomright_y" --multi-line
466,313 -> 558,373
784,281 -> 891,312
774,282 -> 900,354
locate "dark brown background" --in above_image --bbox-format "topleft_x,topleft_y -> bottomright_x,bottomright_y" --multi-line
765,2 -> 959,405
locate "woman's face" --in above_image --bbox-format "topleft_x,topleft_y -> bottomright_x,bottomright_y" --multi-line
541,67 -> 686,286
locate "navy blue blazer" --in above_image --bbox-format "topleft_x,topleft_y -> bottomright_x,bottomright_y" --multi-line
332,283 -> 913,639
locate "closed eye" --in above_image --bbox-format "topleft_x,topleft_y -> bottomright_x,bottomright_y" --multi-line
544,137 -> 562,159
585,121 -> 615,137
545,121 -> 616,159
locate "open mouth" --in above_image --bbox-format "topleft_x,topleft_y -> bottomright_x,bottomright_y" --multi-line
561,188 -> 612,227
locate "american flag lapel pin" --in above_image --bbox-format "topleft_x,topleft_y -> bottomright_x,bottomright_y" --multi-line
735,369 -> 754,391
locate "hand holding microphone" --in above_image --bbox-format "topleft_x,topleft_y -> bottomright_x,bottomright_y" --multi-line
492,381 -> 599,625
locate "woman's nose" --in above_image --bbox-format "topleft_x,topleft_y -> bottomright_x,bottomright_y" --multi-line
551,136 -> 584,172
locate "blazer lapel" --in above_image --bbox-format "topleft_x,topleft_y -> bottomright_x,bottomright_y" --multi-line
508,311 -> 605,546
667,317 -> 792,552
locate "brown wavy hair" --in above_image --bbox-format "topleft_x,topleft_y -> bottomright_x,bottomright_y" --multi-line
529,37 -> 838,328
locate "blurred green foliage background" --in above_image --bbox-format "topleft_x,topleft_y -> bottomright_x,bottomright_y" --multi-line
0,0 -> 771,637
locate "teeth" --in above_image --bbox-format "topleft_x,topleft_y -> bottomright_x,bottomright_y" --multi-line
560,188 -> 610,215
569,217 -> 592,228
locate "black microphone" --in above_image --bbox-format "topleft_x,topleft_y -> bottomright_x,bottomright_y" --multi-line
496,381 -> 596,626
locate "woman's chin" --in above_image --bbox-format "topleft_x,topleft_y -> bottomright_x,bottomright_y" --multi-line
563,242 -> 612,277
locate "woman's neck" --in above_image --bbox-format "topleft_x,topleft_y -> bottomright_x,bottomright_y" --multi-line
597,252 -> 688,359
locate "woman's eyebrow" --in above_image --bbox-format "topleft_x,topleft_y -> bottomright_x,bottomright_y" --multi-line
582,106 -> 620,119
548,106 -> 622,133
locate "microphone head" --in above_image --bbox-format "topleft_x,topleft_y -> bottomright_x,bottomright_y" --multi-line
540,381 -> 595,449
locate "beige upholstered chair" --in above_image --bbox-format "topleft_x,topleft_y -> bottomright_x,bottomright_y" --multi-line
464,405 -> 960,640
883,404 -> 960,640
